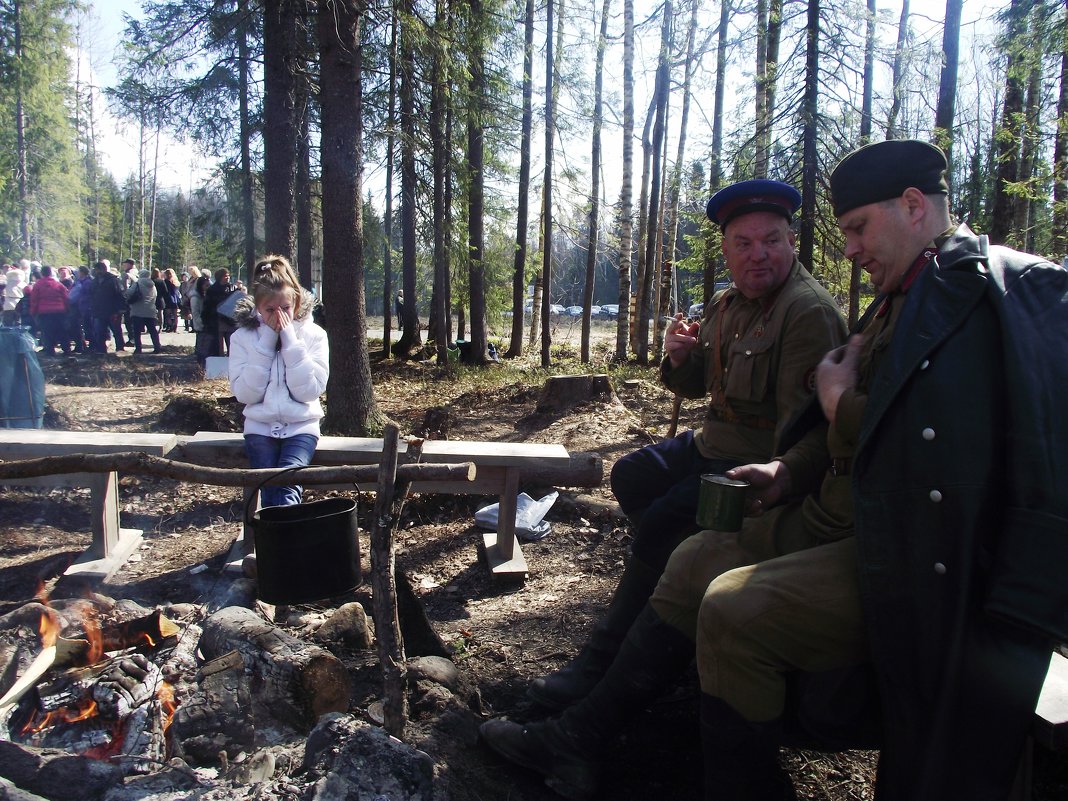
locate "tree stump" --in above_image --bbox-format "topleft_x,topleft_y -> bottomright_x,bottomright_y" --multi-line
536,374 -> 617,413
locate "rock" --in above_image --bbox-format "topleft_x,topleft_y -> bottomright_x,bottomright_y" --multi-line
226,751 -> 275,785
312,603 -> 373,649
406,656 -> 459,691
302,714 -> 438,801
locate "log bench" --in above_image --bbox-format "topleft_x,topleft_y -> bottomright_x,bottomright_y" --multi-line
0,430 -> 178,581
176,432 -> 602,578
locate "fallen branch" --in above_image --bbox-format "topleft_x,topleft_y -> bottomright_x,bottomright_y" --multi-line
0,452 -> 475,487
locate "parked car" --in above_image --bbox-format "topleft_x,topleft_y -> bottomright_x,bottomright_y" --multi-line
687,281 -> 731,318
598,304 -> 620,320
549,304 -> 565,315
564,305 -> 584,317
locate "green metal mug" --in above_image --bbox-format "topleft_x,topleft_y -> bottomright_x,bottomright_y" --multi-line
696,474 -> 749,532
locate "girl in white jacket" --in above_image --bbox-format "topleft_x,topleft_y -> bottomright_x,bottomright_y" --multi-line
228,255 -> 329,507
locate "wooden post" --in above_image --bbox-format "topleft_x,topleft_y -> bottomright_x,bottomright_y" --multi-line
369,424 -> 407,737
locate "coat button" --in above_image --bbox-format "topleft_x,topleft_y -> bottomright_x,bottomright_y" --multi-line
929,489 -> 943,503
922,427 -> 936,441
745,349 -> 752,356
934,562 -> 947,575
920,359 -> 930,370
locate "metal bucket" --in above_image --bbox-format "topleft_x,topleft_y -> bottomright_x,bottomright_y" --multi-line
246,467 -> 361,604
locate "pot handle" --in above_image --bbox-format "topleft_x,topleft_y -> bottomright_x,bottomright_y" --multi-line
244,464 -> 316,525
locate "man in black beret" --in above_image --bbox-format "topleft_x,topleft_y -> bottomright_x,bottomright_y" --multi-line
481,180 -> 846,798
637,138 -> 1064,801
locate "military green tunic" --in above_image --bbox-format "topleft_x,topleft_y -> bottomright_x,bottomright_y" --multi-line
662,259 -> 846,494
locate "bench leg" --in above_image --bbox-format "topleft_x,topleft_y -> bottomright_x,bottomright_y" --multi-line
64,471 -> 143,582
481,467 -> 528,578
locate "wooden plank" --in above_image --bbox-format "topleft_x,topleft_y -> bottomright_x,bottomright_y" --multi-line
0,430 -> 177,457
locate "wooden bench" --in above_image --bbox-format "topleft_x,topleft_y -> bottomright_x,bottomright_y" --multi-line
177,432 -> 601,577
0,430 -> 179,581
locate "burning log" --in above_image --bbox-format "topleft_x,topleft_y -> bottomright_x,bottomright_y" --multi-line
92,654 -> 164,719
115,698 -> 168,775
169,651 -> 254,764
198,606 -> 350,732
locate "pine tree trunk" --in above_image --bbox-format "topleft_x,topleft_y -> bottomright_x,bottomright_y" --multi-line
263,0 -> 299,260
319,0 -> 384,435
540,0 -> 556,368
467,0 -> 488,365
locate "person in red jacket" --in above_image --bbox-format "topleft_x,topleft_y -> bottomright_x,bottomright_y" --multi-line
28,265 -> 70,355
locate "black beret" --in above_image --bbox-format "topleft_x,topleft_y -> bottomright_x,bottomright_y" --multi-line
830,139 -> 948,217
705,179 -> 802,231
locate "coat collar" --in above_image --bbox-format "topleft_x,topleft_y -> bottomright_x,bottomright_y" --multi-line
857,226 -> 989,453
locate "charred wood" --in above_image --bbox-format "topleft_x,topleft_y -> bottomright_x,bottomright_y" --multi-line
170,651 -> 255,765
0,740 -> 124,801
197,607 -> 350,732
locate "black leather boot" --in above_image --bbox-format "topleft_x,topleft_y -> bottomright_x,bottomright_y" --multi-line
482,605 -> 694,800
700,694 -> 798,801
528,553 -> 660,710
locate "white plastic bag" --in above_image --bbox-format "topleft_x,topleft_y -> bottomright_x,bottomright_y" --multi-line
475,491 -> 559,542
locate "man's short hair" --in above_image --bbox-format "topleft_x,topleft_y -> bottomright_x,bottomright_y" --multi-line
830,140 -> 948,217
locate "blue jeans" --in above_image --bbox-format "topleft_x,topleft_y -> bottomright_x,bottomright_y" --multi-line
245,433 -> 319,508
610,429 -> 739,570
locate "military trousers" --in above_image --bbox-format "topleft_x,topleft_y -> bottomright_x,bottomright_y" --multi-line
610,429 -> 738,570
649,503 -> 867,723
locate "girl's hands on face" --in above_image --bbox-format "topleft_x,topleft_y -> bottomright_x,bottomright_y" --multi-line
258,292 -> 295,333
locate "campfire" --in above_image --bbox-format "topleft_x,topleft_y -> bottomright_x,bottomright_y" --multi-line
0,583 -> 459,801
1,595 -> 183,776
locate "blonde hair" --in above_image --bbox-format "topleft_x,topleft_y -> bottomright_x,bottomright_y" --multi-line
252,254 -> 303,312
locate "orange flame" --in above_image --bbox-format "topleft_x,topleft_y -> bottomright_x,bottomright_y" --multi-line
83,609 -> 103,665
38,608 -> 60,650
157,682 -> 177,733
20,698 -> 99,736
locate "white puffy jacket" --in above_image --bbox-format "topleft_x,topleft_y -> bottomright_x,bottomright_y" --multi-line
228,290 -> 329,437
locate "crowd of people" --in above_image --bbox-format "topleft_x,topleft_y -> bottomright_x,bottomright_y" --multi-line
0,258 -> 243,361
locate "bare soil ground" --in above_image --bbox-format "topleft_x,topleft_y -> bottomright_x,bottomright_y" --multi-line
2,335 -> 1064,801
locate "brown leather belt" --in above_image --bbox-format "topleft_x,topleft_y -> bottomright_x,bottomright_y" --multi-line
709,408 -> 777,431
830,457 -> 852,476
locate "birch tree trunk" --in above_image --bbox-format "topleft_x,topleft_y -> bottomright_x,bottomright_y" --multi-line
581,0 -> 611,364
615,0 -> 635,362
540,0 -> 557,368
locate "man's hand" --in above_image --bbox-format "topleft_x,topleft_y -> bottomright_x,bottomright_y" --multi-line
665,313 -> 700,368
725,460 -> 791,516
816,335 -> 863,425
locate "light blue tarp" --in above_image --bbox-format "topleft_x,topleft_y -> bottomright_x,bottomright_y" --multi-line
0,328 -> 44,428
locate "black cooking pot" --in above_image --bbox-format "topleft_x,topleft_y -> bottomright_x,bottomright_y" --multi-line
246,467 -> 361,604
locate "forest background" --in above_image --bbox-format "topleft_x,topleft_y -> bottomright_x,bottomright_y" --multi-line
1,0 -> 1063,434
